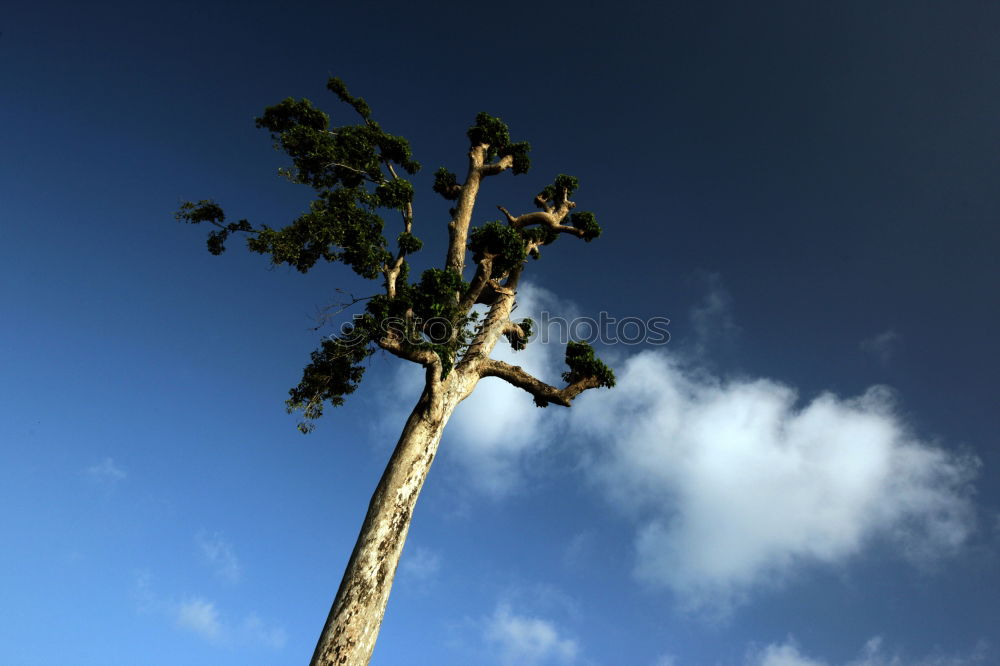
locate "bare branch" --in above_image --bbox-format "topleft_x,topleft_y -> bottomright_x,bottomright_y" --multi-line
311,290 -> 375,331
325,161 -> 384,184
445,145 -> 488,275
458,254 -> 495,312
497,195 -> 582,239
479,359 -> 600,407
480,153 -> 513,176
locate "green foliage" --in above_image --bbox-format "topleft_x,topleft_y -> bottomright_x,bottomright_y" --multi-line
176,199 -> 225,224
180,77 -> 609,432
538,174 -> 580,206
432,167 -> 460,200
374,179 -> 414,209
246,188 -> 390,276
570,211 -> 602,241
562,341 -> 616,388
469,221 -> 527,275
467,112 -> 532,173
506,141 -> 531,175
175,200 -> 252,255
326,76 -> 372,119
286,319 -> 378,433
396,231 -> 423,255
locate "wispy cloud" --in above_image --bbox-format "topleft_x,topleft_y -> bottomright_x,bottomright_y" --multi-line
571,351 -> 978,613
197,532 -> 241,583
688,271 -> 740,357
746,635 -> 991,665
84,457 -> 126,484
860,330 -> 900,365
400,544 -> 441,582
133,573 -> 285,649
176,598 -> 223,641
484,603 -> 579,666
241,614 -> 288,649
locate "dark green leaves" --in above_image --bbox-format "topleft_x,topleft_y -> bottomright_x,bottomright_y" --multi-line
562,341 -> 616,388
255,97 -> 330,134
432,167 -> 460,200
286,324 -> 375,433
396,232 -> 423,255
176,200 -> 225,224
538,174 -> 580,206
246,188 -> 390,276
467,112 -> 532,173
326,77 -> 372,120
467,112 -> 510,150
570,211 -> 602,241
175,200 -> 252,255
469,221 -> 527,275
506,141 -> 531,175
374,179 -> 414,209
237,80 -> 424,278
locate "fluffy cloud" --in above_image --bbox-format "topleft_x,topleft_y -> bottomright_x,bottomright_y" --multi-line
484,603 -> 579,666
439,283 -> 576,496
570,351 -> 978,611
394,280 -> 978,612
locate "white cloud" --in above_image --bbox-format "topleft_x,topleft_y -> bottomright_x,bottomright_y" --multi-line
197,532 -> 241,583
746,636 -> 990,666
241,614 -> 288,649
85,457 -> 126,483
748,639 -> 828,666
400,544 -> 441,581
570,350 -> 978,612
176,598 -> 222,641
860,330 -> 899,365
484,603 -> 579,666
134,573 -> 284,649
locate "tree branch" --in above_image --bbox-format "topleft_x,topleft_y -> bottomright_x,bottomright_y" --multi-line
479,359 -> 600,407
480,153 -> 513,176
445,145 -> 487,276
376,334 -> 443,397
497,193 -> 579,237
458,253 -> 495,312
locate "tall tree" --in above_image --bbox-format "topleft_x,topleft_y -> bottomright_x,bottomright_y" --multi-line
176,78 -> 614,666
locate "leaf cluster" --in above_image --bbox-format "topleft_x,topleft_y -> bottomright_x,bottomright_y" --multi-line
469,221 -> 527,275
537,174 -> 580,208
467,112 -> 531,175
175,200 -> 252,255
286,326 -> 374,433
562,341 -> 616,388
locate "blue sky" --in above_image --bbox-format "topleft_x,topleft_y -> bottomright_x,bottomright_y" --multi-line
2,1 -> 998,664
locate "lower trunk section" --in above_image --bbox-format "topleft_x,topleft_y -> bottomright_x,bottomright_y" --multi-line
309,392 -> 451,666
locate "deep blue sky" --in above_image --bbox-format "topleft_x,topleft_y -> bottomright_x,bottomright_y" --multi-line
2,2 -> 998,665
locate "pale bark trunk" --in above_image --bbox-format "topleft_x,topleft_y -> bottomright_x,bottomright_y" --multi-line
309,386 -> 462,665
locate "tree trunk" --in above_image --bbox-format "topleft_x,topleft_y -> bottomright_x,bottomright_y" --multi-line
309,389 -> 457,665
